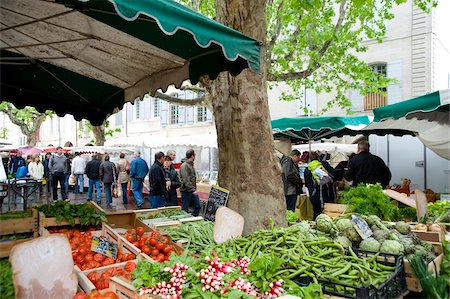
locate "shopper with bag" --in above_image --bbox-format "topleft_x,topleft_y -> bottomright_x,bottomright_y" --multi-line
116,153 -> 130,205
100,155 -> 117,209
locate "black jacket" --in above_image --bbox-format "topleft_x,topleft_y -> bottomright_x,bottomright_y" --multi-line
164,167 -> 181,197
345,151 -> 391,188
280,156 -> 303,196
149,161 -> 166,196
85,159 -> 101,180
305,161 -> 340,205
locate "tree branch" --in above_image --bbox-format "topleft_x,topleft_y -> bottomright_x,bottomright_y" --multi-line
179,85 -> 206,94
0,105 -> 31,136
268,0 -> 347,82
266,0 -> 284,62
154,91 -> 212,110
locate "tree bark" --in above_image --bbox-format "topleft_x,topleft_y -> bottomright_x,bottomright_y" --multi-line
204,0 -> 286,235
92,125 -> 106,146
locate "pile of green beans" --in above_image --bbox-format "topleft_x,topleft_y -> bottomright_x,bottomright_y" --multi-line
213,226 -> 395,291
163,221 -> 215,253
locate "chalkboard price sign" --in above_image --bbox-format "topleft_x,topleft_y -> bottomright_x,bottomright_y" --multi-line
91,236 -> 118,259
203,185 -> 230,221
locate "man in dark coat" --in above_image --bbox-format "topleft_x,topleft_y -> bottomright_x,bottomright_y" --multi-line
100,155 -> 117,208
280,149 -> 303,212
149,152 -> 167,208
86,154 -> 102,203
163,155 -> 181,206
345,140 -> 391,188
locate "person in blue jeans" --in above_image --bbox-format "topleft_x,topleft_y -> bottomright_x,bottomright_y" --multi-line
129,151 -> 149,208
149,152 -> 167,208
100,155 -> 117,209
179,149 -> 201,216
85,154 -> 102,203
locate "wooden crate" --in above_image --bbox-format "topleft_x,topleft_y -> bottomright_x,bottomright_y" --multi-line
0,238 -> 32,258
404,253 -> 444,292
411,229 -> 445,243
0,209 -> 38,237
109,276 -> 137,299
323,203 -> 348,219
76,258 -> 141,294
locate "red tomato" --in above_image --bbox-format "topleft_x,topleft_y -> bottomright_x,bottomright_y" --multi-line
100,271 -> 111,280
160,236 -> 170,244
126,234 -> 135,243
94,253 -> 105,262
76,255 -> 85,265
72,251 -> 79,260
85,254 -> 94,262
73,292 -> 89,299
136,227 -> 145,236
148,238 -> 157,246
155,242 -> 165,251
140,246 -> 150,255
124,262 -> 136,273
132,241 -> 140,248
102,257 -> 115,266
163,245 -> 173,253
151,249 -> 159,256
102,291 -> 119,299
87,272 -> 101,284
122,272 -> 132,280
88,290 -> 101,299
80,263 -> 90,271
151,231 -> 160,238
95,278 -> 109,290
78,247 -> 88,256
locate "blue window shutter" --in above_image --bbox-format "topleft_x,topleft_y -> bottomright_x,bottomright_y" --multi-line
187,107 -> 195,124
160,101 -> 168,126
206,108 -> 213,122
349,89 -> 363,112
387,60 -> 402,104
127,102 -> 133,122
178,106 -> 186,124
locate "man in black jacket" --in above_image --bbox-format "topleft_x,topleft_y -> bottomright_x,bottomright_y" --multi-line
281,149 -> 303,212
149,151 -> 167,208
86,154 -> 102,203
345,140 -> 391,188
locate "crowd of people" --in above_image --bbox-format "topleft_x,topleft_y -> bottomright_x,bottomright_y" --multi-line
281,140 -> 392,218
3,147 -> 202,215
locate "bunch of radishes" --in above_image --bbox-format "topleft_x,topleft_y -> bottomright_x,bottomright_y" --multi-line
231,256 -> 251,275
223,277 -> 259,296
262,280 -> 284,298
139,263 -> 188,299
197,253 -> 234,292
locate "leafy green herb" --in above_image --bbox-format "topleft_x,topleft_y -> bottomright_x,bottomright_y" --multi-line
36,201 -> 107,226
286,210 -> 298,223
0,210 -> 32,220
0,233 -> 33,241
0,259 -> 15,299
248,252 -> 284,292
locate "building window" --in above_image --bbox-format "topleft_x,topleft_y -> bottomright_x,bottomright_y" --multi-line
153,99 -> 160,118
115,110 -> 123,126
170,105 -> 179,125
197,107 -> 207,122
135,101 -> 141,120
364,63 -> 387,110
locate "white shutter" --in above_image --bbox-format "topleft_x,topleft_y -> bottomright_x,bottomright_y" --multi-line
178,106 -> 186,124
144,98 -> 151,120
187,107 -> 195,124
206,108 -> 213,122
127,103 -> 133,122
160,101 -> 168,126
387,60 -> 402,104
305,88 -> 318,115
115,110 -> 123,125
349,89 -> 363,112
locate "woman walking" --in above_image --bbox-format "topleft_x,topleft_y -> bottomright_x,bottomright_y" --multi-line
116,153 -> 130,205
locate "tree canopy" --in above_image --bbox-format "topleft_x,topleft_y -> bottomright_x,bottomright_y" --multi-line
174,0 -> 437,112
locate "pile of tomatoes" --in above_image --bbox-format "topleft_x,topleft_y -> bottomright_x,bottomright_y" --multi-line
86,261 -> 136,290
51,228 -> 135,270
124,227 -> 174,263
73,290 -> 118,299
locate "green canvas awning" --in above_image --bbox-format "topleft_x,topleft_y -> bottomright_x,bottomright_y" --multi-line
0,0 -> 261,125
364,89 -> 450,160
272,116 -> 371,143
373,90 -> 450,122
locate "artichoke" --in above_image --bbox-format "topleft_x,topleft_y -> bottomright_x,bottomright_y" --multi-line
360,237 -> 381,252
380,240 -> 404,254
315,214 -> 333,233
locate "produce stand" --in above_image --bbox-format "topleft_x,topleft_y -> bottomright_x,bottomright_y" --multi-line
404,253 -> 444,292
0,209 -> 38,258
